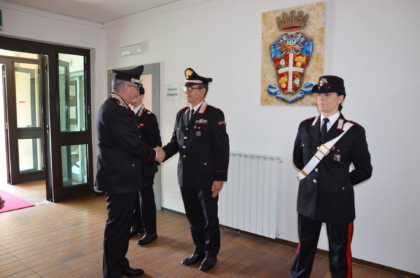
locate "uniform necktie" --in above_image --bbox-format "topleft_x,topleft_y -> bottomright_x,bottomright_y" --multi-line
188,108 -> 194,122
321,118 -> 329,140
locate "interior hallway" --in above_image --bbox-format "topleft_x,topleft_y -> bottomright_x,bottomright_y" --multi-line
0,181 -> 404,278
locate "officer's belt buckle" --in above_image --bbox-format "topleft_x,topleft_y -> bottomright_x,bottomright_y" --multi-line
317,144 -> 330,156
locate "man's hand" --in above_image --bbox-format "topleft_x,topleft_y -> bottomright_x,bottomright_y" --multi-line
155,146 -> 166,163
211,181 -> 224,198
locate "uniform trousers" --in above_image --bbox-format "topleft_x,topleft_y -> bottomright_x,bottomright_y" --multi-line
132,176 -> 157,234
132,195 -> 145,231
291,215 -> 354,278
180,184 -> 220,257
103,192 -> 137,278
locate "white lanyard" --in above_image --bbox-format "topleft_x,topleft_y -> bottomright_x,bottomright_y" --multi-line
297,122 -> 354,180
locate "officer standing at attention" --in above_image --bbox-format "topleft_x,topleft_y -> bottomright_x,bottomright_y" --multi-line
95,65 -> 164,277
156,68 -> 229,272
290,75 -> 372,278
130,89 -> 162,246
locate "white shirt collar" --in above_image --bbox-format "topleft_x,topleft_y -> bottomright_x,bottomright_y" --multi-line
320,111 -> 340,131
133,104 -> 143,114
190,101 -> 203,114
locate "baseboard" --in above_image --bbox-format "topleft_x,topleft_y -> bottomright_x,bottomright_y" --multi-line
161,208 -> 418,277
221,225 -> 419,278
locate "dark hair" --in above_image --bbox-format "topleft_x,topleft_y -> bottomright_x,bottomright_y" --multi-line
203,85 -> 209,97
338,94 -> 346,111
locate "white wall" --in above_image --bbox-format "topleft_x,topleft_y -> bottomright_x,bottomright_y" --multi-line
1,0 -> 419,274
0,0 -> 106,172
103,0 -> 420,274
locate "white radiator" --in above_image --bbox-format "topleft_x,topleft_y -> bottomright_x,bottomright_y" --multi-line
219,152 -> 282,239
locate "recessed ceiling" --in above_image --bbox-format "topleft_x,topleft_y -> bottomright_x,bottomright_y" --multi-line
3,0 -> 182,23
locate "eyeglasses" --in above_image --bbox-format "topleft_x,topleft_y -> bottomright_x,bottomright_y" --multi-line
128,85 -> 140,91
183,86 -> 203,92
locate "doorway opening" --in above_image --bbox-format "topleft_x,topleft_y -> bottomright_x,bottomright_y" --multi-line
1,36 -> 93,202
0,50 -> 45,186
107,63 -> 162,210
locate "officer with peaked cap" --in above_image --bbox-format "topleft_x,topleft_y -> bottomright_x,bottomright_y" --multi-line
291,75 -> 372,278
96,65 -> 164,277
158,68 -> 230,272
130,85 -> 162,247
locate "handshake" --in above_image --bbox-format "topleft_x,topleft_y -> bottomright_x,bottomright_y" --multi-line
154,146 -> 166,163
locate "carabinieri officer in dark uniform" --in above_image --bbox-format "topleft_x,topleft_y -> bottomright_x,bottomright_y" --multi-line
160,68 -> 229,272
130,90 -> 162,246
96,65 -> 162,278
291,75 -> 372,278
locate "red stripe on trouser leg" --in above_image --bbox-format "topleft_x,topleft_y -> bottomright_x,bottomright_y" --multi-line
346,222 -> 353,278
295,243 -> 301,256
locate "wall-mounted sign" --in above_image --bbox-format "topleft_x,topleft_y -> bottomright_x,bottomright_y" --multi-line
119,43 -> 143,57
166,84 -> 183,99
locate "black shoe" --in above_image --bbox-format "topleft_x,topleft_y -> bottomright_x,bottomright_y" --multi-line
199,256 -> 217,272
137,233 -> 157,246
129,227 -> 145,238
121,266 -> 144,277
181,253 -> 205,265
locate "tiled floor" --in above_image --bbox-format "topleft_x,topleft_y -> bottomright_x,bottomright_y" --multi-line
0,181 -> 406,277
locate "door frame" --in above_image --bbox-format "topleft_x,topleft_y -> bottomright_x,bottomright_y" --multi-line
0,56 -> 45,184
107,63 -> 162,210
0,35 -> 94,202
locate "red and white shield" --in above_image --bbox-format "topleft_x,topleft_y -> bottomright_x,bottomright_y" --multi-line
272,52 -> 310,94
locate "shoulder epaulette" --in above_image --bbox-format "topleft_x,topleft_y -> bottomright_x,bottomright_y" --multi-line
114,99 -> 128,109
346,120 -> 363,128
207,104 -> 219,110
301,116 -> 316,123
179,106 -> 189,113
111,93 -> 129,109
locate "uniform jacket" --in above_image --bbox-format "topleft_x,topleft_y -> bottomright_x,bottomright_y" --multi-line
95,94 -> 155,194
293,113 -> 372,223
162,102 -> 229,188
135,105 -> 162,177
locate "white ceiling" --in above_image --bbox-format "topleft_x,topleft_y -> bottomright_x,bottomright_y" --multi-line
3,0 -> 182,23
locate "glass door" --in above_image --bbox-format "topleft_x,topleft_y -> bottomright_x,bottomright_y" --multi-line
46,52 -> 93,202
1,37 -> 93,202
0,56 -> 45,184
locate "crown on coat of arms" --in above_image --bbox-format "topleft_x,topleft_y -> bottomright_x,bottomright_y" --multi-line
277,10 -> 309,31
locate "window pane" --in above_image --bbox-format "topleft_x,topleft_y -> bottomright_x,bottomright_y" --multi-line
61,144 -> 88,187
0,49 -> 39,59
18,138 -> 44,173
58,53 -> 87,132
15,62 -> 42,128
